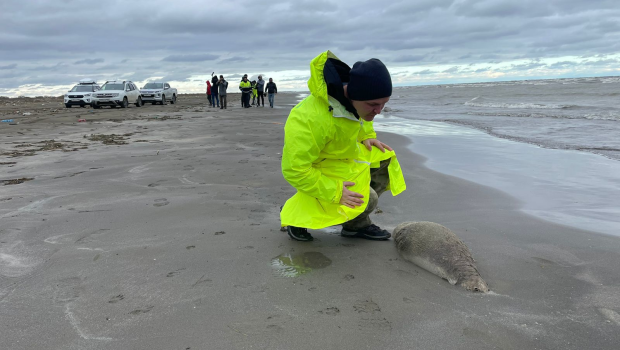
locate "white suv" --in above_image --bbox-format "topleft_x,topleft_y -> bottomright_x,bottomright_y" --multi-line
91,80 -> 143,109
64,79 -> 100,108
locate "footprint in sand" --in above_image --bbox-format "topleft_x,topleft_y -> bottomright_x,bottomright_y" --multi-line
166,268 -> 185,277
353,299 -> 392,331
153,198 -> 169,207
109,294 -> 124,303
319,307 -> 340,316
128,305 -> 154,315
53,277 -> 83,303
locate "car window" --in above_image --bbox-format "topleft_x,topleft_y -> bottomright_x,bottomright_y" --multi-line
165,83 -> 170,89
144,83 -> 163,89
100,83 -> 124,90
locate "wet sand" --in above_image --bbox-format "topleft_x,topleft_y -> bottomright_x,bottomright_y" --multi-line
1,93 -> 619,349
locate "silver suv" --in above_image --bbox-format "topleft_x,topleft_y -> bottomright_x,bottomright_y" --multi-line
91,80 -> 143,109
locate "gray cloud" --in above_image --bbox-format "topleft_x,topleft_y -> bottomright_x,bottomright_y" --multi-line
218,56 -> 249,64
75,58 -> 104,65
1,0 -> 620,95
162,54 -> 219,62
415,69 -> 436,75
443,66 -> 460,73
392,55 -> 427,63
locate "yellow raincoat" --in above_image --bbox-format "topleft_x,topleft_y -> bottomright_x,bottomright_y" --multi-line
280,51 -> 406,229
251,82 -> 258,98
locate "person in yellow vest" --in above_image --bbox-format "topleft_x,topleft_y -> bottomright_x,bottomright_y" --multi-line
280,51 -> 406,241
239,75 -> 252,108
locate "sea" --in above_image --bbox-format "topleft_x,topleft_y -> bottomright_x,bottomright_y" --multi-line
371,76 -> 620,237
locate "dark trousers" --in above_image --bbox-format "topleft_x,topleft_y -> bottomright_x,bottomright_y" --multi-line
257,92 -> 264,106
207,94 -> 212,105
211,93 -> 219,107
341,159 -> 391,231
220,95 -> 227,108
242,92 -> 251,107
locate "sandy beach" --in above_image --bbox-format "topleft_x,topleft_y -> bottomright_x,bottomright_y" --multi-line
1,92 -> 620,349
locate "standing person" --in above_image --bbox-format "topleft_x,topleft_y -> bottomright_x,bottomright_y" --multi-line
239,75 -> 252,108
240,74 -> 248,106
206,80 -> 212,106
265,78 -> 277,108
218,75 -> 228,109
211,75 -> 220,108
251,80 -> 257,105
280,51 -> 406,242
256,75 -> 265,107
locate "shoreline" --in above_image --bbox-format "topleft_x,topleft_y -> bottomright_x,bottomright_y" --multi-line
374,115 -> 620,237
1,93 -> 619,349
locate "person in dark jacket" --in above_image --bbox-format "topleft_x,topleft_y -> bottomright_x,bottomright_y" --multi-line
256,75 -> 265,107
218,75 -> 228,109
211,75 -> 220,107
265,78 -> 278,108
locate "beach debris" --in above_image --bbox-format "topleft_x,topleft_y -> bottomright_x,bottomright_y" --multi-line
1,140 -> 88,157
2,177 -> 34,185
1,119 -> 14,123
393,221 -> 489,293
22,112 -> 31,116
78,119 -> 86,122
85,133 -> 132,145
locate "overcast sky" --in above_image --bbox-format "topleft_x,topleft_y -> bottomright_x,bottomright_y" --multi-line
1,0 -> 619,96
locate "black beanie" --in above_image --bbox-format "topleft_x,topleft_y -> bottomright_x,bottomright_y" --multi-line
347,58 -> 392,101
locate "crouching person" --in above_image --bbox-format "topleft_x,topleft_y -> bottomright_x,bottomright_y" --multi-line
280,51 -> 406,241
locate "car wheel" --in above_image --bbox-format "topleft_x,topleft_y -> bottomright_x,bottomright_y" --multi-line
151,102 -> 156,105
65,104 -> 71,108
135,97 -> 142,107
121,97 -> 128,108
170,95 -> 176,104
92,103 -> 100,109
161,95 -> 166,105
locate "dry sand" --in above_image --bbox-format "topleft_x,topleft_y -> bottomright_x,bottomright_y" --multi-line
1,93 -> 619,349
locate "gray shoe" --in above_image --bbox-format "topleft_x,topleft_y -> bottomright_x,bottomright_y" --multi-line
341,224 -> 391,240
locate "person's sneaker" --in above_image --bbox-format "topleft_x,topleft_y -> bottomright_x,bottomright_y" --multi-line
341,224 -> 391,240
287,226 -> 314,241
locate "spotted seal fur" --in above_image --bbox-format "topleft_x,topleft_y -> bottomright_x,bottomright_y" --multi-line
393,221 -> 489,293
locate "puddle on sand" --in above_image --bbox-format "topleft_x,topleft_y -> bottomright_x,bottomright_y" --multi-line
271,252 -> 332,278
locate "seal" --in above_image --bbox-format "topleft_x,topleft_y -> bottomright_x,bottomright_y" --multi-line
393,221 -> 489,293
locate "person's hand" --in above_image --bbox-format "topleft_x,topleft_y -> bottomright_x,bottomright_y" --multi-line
339,181 -> 364,208
362,138 -> 393,153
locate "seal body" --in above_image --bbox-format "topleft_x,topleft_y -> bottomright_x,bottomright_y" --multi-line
393,221 -> 489,293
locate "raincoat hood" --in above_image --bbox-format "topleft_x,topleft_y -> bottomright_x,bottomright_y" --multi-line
308,51 -> 359,118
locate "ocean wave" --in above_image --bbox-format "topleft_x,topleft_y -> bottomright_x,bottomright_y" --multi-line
467,111 -> 620,121
464,96 -> 574,109
440,119 -> 620,161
